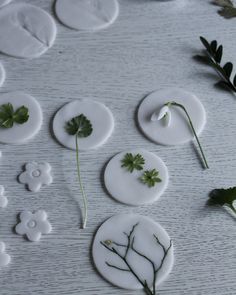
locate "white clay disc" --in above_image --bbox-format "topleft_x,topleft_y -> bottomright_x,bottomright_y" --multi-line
0,63 -> 5,87
138,88 -> 206,145
53,100 -> 114,150
93,214 -> 174,290
0,3 -> 57,59
104,149 -> 168,206
0,92 -> 43,144
55,0 -> 119,31
0,0 -> 11,8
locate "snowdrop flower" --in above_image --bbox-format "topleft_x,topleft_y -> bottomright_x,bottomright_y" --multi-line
0,185 -> 8,208
0,242 -> 11,267
15,210 -> 52,242
19,162 -> 53,192
151,104 -> 172,127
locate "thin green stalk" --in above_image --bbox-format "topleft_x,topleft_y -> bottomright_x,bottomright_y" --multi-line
75,133 -> 88,229
166,102 -> 209,169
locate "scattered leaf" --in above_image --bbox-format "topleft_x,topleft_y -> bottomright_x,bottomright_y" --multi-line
209,187 -> 236,214
0,103 -> 29,128
121,153 -> 145,173
140,169 -> 162,188
65,114 -> 93,137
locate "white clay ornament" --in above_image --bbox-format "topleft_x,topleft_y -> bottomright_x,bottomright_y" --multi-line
53,100 -> 114,150
104,149 -> 169,206
15,210 -> 52,242
0,92 -> 43,144
19,162 -> 53,193
93,214 -> 174,291
0,3 -> 57,58
0,242 -> 11,267
138,88 -> 206,146
0,62 -> 5,87
0,185 -> 8,208
55,0 -> 119,31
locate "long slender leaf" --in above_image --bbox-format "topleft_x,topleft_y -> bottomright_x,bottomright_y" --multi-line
215,45 -> 223,63
223,62 -> 233,77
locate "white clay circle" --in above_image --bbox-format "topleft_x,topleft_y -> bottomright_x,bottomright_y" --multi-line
138,88 -> 206,146
53,100 -> 114,150
0,92 -> 43,144
0,0 -> 11,8
0,3 -> 57,59
55,0 -> 119,31
0,63 -> 5,87
104,149 -> 168,206
93,214 -> 174,290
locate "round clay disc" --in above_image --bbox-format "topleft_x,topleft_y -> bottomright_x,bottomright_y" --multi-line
104,149 -> 169,206
138,88 -> 206,146
0,92 -> 43,144
53,100 -> 114,150
0,0 -> 11,8
0,63 -> 5,87
0,3 -> 57,59
55,0 -> 119,31
93,214 -> 174,290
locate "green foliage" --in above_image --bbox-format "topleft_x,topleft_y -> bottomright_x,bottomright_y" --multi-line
209,187 -> 236,214
65,114 -> 93,138
140,169 -> 162,188
213,0 -> 236,18
121,153 -> 145,173
0,103 -> 29,128
199,36 -> 236,92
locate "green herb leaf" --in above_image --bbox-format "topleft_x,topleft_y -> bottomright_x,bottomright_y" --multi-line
140,169 -> 162,188
65,114 -> 93,138
213,0 -> 236,18
121,153 -> 145,173
0,103 -> 29,128
214,0 -> 233,7
209,187 -> 236,214
198,37 -> 236,92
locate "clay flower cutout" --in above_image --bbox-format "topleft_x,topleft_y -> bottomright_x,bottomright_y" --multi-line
19,162 -> 53,192
0,242 -> 11,267
0,185 -> 8,208
151,104 -> 172,127
15,210 -> 52,242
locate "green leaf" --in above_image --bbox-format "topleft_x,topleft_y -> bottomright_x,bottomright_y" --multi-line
209,187 -> 236,213
219,6 -> 236,18
121,153 -> 145,173
210,40 -> 217,52
0,103 -> 29,128
223,62 -> 233,77
233,74 -> 236,87
215,45 -> 223,63
214,0 -> 233,7
200,36 -> 211,52
140,169 -> 162,188
65,114 -> 93,138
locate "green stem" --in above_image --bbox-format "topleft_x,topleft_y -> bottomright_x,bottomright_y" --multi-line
75,134 -> 88,229
166,102 -> 209,169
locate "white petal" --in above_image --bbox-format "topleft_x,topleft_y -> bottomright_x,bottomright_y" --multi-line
166,110 -> 172,127
26,229 -> 41,242
151,106 -> 169,122
19,211 -> 32,222
15,222 -> 27,235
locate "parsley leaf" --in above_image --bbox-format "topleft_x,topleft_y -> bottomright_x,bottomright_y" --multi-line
140,169 -> 162,188
209,187 -> 236,214
65,113 -> 93,229
0,103 -> 29,128
121,153 -> 145,173
65,114 -> 93,137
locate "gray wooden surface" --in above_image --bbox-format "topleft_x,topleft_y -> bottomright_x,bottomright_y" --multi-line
0,0 -> 236,294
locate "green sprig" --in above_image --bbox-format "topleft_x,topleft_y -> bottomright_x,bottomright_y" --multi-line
140,169 -> 162,188
199,36 -> 236,92
208,187 -> 236,214
65,114 -> 93,229
0,103 -> 29,128
121,153 -> 145,173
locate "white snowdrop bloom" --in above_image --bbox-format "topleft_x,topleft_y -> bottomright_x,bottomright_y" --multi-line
15,210 -> 52,242
0,242 -> 11,267
19,162 -> 53,192
151,105 -> 172,127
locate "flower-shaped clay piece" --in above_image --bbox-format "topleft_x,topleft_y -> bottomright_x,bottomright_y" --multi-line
19,162 -> 53,192
0,185 -> 8,208
15,210 -> 52,242
0,242 -> 11,267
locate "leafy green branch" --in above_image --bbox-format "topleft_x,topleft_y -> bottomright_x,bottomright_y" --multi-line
198,36 -> 236,92
0,103 -> 29,128
208,186 -> 236,215
65,114 -> 93,229
213,0 -> 236,18
101,223 -> 172,295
